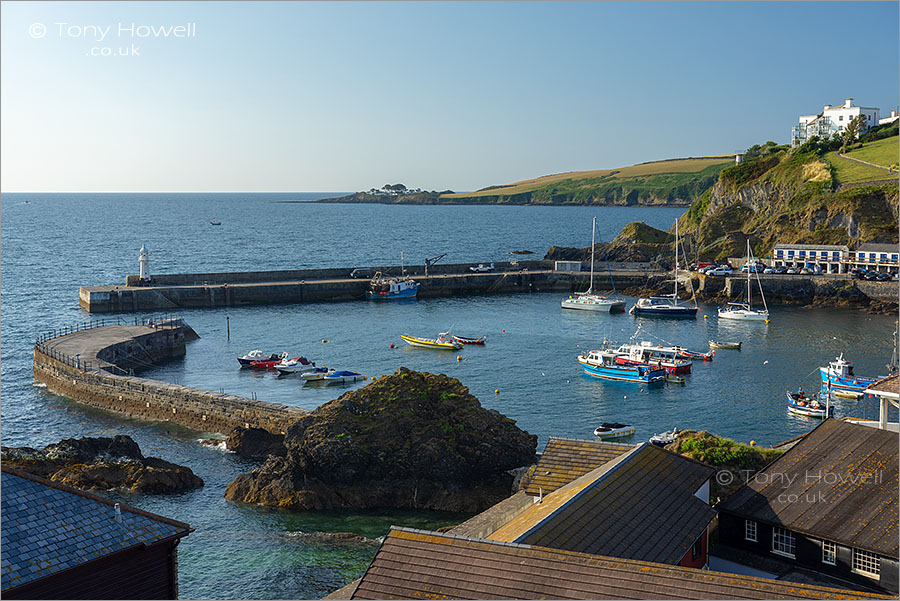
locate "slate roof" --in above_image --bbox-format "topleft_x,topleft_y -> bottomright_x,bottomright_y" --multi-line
1,466 -> 192,592
856,243 -> 898,253
350,527 -> 892,600
490,443 -> 716,564
773,244 -> 849,252
524,436 -> 634,495
718,420 -> 898,558
867,374 -> 899,397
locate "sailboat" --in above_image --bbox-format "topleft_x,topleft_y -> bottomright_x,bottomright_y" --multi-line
561,217 -> 625,313
718,240 -> 769,321
630,220 -> 698,317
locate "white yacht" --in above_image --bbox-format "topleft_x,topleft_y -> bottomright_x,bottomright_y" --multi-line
718,240 -> 769,322
561,217 -> 625,313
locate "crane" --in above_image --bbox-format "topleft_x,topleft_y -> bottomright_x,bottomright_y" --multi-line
424,253 -> 447,277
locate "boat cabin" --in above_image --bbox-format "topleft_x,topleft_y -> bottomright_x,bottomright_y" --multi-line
828,354 -> 855,378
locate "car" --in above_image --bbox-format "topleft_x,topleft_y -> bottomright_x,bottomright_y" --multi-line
863,271 -> 881,281
349,268 -> 374,279
849,268 -> 868,279
772,266 -> 787,274
469,263 -> 495,272
706,266 -> 734,276
786,268 -> 798,274
763,267 -> 775,274
875,272 -> 892,281
698,265 -> 717,274
799,268 -> 812,275
741,263 -> 764,273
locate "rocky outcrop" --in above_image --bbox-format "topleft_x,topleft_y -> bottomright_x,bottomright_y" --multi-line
226,427 -> 286,458
2,435 -> 203,494
545,222 -> 675,266
225,368 -> 537,512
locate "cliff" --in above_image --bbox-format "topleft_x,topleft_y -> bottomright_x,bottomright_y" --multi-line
224,368 -> 538,512
1,435 -> 203,494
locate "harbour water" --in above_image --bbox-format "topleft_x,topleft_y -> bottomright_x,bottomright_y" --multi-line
2,193 -> 895,599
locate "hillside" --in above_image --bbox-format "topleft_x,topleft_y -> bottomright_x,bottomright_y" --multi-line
318,156 -> 733,206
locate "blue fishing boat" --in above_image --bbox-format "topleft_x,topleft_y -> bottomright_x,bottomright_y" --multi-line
786,391 -> 834,418
578,350 -> 665,384
818,354 -> 879,392
366,272 -> 420,301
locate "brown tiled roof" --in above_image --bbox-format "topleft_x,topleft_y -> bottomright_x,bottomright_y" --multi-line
524,436 -> 634,495
350,527 -> 892,600
867,374 -> 899,396
492,444 -> 716,564
718,419 -> 898,558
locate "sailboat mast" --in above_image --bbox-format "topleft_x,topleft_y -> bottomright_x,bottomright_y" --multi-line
674,220 -> 679,298
747,240 -> 752,306
589,217 -> 596,294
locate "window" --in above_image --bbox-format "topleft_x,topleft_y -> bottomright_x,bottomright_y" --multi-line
823,541 -> 836,565
839,115 -> 844,121
853,549 -> 880,577
772,526 -> 795,558
788,251 -> 794,256
799,251 -> 806,257
810,251 -> 816,257
745,520 -> 757,542
692,537 -> 703,559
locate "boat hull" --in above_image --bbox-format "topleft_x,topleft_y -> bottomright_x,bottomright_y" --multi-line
452,335 -> 486,345
786,391 -> 834,418
401,335 -> 461,350
578,359 -> 665,383
709,341 -> 741,350
630,306 -> 697,317
594,426 -> 636,438
366,284 -> 419,301
561,298 -> 626,312
819,368 -> 878,392
718,310 -> 768,321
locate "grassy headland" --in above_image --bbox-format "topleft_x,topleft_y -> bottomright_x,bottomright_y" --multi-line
318,156 -> 733,207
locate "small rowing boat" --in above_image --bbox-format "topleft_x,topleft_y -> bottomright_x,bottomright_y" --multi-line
452,335 -> 486,345
786,391 -> 834,418
709,340 -> 741,350
666,373 -> 686,385
401,333 -> 462,350
832,389 -> 863,400
593,422 -> 636,439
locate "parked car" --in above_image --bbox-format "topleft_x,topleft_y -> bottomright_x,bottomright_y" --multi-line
786,267 -> 799,274
469,263 -> 495,272
875,272 -> 892,281
692,262 -> 714,272
849,268 -> 868,279
350,268 -> 375,279
706,266 -> 734,276
799,268 -> 812,275
774,266 -> 788,274
740,263 -> 764,273
763,267 -> 775,274
863,271 -> 881,281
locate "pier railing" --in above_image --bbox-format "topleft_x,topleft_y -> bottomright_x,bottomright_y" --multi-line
34,314 -> 184,375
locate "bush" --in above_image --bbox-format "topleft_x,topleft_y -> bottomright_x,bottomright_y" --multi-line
720,155 -> 780,189
859,122 -> 898,144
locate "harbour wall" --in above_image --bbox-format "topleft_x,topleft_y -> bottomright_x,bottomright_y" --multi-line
33,320 -> 306,435
705,274 -> 899,303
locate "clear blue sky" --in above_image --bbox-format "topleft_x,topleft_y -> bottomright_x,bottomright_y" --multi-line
2,1 -> 897,192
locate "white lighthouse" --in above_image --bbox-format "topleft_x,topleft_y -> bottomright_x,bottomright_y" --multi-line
139,244 -> 149,281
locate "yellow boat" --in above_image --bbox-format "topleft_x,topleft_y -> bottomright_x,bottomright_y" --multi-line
401,333 -> 462,350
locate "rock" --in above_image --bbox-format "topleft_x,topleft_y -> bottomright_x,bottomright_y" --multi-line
226,427 -> 286,458
2,435 -> 203,494
225,367 -> 537,512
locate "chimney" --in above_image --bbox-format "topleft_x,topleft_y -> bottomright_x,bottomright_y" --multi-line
114,502 -> 124,523
892,110 -> 897,118
844,98 -> 853,108
823,104 -> 832,111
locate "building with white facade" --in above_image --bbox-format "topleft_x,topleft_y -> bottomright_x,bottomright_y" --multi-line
792,98 -> 880,146
772,244 -> 849,273
851,243 -> 899,275
879,110 -> 899,126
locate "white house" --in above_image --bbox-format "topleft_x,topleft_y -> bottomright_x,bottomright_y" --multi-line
772,244 -> 849,274
851,243 -> 899,275
879,110 -> 899,126
792,98 -> 880,145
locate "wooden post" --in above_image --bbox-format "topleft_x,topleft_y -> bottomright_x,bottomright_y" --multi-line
226,316 -> 230,340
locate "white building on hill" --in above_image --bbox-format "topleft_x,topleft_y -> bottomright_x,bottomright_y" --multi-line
792,98 -> 880,146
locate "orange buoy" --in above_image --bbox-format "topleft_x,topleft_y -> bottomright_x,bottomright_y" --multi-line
495,389 -> 500,394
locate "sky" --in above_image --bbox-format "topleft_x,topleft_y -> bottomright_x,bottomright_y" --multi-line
1,1 -> 898,193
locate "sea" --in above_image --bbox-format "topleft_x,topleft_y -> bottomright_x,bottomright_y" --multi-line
2,193 -> 896,599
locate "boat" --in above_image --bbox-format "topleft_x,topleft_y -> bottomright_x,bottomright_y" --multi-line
275,356 -> 319,375
832,389 -> 863,400
366,271 -> 420,300
649,428 -> 679,447
818,354 -> 880,392
323,370 -> 365,384
593,422 -> 636,439
249,352 -> 288,369
631,220 -> 698,318
561,217 -> 626,313
709,340 -> 741,350
237,349 -> 282,368
577,350 -> 666,384
786,391 -> 834,418
666,373 -> 686,385
209,221 -> 222,226
452,335 -> 486,345
301,368 -> 333,382
612,342 -> 693,374
669,346 -> 715,361
718,240 -> 769,321
401,332 -> 463,350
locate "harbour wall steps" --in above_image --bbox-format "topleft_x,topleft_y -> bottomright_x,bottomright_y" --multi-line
33,318 -> 306,435
80,260 -> 653,313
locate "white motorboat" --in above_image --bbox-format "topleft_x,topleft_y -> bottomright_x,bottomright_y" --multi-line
593,422 -> 636,439
649,428 -> 679,447
718,240 -> 769,322
323,370 -> 365,384
301,368 -> 333,382
275,356 -> 319,375
562,217 -> 626,313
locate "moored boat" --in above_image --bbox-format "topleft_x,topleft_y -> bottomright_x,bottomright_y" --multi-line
818,354 -> 879,392
670,345 -> 715,361
578,350 -> 665,384
593,422 -> 636,439
612,342 -> 693,374
237,349 -> 282,368
631,220 -> 698,318
649,428 -> 679,447
324,370 -> 365,384
249,352 -> 288,369
718,240 -> 769,322
301,368 -> 333,381
709,340 -> 741,350
452,335 -> 486,345
786,391 -> 834,418
366,272 -> 420,300
561,217 -> 626,313
275,356 -> 319,375
401,333 -> 462,350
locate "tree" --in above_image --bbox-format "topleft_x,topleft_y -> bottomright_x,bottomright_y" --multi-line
842,114 -> 868,150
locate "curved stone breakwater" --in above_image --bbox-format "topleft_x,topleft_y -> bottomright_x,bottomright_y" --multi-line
33,318 -> 305,436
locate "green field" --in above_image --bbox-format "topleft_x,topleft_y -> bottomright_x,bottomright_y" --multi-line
825,136 -> 897,185
441,157 -> 734,199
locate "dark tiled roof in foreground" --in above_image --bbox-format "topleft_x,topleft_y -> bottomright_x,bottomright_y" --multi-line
1,466 -> 191,592
493,443 -> 716,564
524,436 -> 634,495
867,374 -> 899,396
350,527 -> 892,600
719,420 -> 898,558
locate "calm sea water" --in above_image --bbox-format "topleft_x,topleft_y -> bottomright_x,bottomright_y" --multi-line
2,193 -> 895,599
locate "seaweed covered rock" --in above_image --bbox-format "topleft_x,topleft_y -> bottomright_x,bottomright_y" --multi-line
225,367 -> 537,512
1,435 -> 203,494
